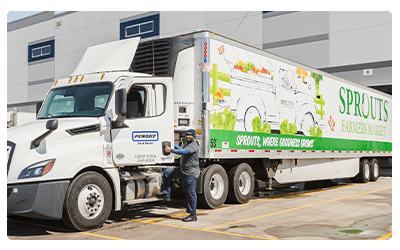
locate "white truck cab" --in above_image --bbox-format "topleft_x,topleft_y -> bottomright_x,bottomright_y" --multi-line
7,38 -> 175,231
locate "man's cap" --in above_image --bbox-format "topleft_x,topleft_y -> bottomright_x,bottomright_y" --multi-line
186,129 -> 196,138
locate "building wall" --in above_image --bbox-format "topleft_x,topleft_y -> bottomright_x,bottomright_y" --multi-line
7,11 -> 391,112
262,11 -> 392,89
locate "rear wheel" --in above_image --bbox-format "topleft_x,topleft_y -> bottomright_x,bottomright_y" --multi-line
198,164 -> 228,209
357,159 -> 370,183
227,163 -> 255,204
62,171 -> 112,231
369,158 -> 380,182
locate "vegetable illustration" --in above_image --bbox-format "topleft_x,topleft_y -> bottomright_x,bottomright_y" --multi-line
310,126 -> 323,137
252,116 -> 271,133
296,68 -> 308,84
311,72 -> 323,97
233,60 -> 273,78
311,72 -> 325,119
218,45 -> 225,55
280,119 -> 297,135
215,89 -> 224,100
328,115 -> 335,132
210,107 -> 236,131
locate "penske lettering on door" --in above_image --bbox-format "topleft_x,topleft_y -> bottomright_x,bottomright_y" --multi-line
132,131 -> 159,142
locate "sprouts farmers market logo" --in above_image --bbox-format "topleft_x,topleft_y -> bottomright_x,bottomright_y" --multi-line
339,87 -> 388,137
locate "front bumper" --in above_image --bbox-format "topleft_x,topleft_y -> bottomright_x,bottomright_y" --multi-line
7,180 -> 70,220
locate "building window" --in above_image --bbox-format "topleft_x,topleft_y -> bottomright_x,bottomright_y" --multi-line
28,40 -> 54,63
32,45 -> 51,58
120,14 -> 159,40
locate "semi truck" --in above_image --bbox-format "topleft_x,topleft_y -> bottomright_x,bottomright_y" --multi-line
7,31 -> 392,231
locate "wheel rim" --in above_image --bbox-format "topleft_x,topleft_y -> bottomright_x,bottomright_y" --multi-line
373,163 -> 379,177
238,172 -> 251,195
364,163 -> 370,180
78,184 -> 104,219
209,174 -> 224,199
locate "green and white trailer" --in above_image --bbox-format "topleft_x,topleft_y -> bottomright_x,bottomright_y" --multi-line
7,31 -> 391,231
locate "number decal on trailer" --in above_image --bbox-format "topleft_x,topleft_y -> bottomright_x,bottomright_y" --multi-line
210,138 -> 217,148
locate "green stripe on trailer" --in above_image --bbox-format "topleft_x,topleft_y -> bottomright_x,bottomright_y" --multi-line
209,129 -> 392,152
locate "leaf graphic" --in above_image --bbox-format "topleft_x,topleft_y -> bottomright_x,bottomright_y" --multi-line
223,107 -> 236,130
309,126 -> 323,137
310,127 -> 316,137
288,123 -> 297,135
252,116 -> 262,132
261,122 -> 271,133
210,112 -> 224,130
280,119 -> 289,135
316,127 -> 323,137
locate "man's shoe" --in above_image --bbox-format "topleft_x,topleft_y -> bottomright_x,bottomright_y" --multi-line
182,214 -> 197,222
156,193 -> 171,201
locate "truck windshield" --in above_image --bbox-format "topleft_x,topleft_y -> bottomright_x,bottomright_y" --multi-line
38,83 -> 113,119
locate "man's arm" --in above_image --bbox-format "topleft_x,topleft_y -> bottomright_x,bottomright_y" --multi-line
164,145 -> 190,155
171,146 -> 191,155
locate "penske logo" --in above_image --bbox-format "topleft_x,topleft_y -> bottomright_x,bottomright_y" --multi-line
132,131 -> 159,141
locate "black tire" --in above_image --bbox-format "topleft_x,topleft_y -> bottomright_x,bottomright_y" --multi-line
357,159 -> 370,183
227,163 -> 255,204
197,164 -> 228,209
369,158 -> 380,182
62,171 -> 112,231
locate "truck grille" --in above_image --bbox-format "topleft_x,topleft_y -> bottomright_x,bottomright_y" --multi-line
130,38 -> 173,76
7,141 -> 15,174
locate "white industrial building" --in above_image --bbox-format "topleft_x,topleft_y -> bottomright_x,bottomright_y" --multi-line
7,11 -> 392,112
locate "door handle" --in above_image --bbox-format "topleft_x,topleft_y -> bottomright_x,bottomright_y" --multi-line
162,141 -> 171,156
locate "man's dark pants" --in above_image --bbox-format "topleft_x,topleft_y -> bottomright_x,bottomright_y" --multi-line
160,167 -> 197,215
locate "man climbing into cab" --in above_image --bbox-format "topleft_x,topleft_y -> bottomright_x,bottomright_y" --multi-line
157,129 -> 200,222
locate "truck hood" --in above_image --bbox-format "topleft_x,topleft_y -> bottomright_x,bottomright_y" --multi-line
71,37 -> 140,76
7,118 -> 101,145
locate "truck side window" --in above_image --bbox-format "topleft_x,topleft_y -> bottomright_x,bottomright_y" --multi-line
126,87 -> 146,118
152,84 -> 166,117
126,83 -> 166,118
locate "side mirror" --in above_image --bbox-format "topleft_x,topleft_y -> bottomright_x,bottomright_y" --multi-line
114,88 -> 127,128
46,119 -> 58,131
31,119 -> 58,149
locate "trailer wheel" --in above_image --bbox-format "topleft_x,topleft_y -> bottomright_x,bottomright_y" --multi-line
227,163 -> 255,204
62,171 -> 112,231
198,164 -> 228,209
369,158 -> 380,182
357,159 -> 370,183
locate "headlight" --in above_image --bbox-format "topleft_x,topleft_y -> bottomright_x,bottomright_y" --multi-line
18,159 -> 55,179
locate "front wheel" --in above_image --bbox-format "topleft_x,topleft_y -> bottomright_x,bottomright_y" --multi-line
62,171 -> 112,231
198,164 -> 228,209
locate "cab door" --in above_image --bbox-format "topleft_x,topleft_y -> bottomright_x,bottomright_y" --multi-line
111,77 -> 174,165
